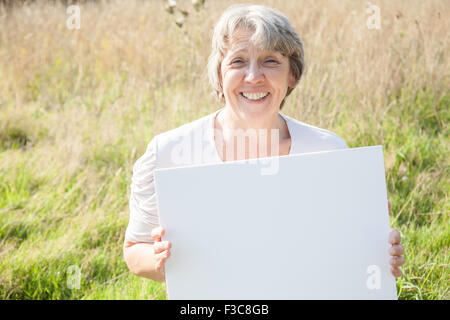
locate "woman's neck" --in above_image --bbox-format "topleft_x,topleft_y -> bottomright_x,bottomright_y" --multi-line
217,106 -> 287,136
214,106 -> 291,161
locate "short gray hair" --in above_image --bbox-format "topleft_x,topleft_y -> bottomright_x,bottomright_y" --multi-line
207,4 -> 305,109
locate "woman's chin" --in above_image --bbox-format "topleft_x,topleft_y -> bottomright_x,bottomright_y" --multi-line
235,96 -> 274,112
234,105 -> 279,122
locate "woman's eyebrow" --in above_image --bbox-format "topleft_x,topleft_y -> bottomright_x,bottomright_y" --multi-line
229,49 -> 280,58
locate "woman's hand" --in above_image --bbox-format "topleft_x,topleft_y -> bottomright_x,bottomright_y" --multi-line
151,226 -> 171,273
387,202 -> 405,278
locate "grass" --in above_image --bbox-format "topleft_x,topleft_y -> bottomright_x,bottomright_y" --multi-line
0,0 -> 449,299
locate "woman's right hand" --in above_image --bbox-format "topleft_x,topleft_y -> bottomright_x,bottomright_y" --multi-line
151,226 -> 171,272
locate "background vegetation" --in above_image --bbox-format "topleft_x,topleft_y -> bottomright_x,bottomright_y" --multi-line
0,0 -> 448,299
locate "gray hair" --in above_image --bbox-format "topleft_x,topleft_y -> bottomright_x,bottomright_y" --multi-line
207,4 -> 305,109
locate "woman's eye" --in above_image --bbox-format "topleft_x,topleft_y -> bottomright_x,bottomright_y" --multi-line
265,59 -> 278,63
231,59 -> 243,64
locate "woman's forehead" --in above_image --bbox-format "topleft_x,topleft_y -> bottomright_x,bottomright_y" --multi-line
226,43 -> 281,58
227,29 -> 278,55
229,28 -> 257,47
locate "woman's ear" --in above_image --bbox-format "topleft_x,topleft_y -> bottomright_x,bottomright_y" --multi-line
288,72 -> 296,88
217,63 -> 223,89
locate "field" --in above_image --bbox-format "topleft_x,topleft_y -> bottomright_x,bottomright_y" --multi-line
0,0 -> 448,299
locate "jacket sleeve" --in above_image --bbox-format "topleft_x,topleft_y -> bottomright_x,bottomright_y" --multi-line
125,136 -> 160,243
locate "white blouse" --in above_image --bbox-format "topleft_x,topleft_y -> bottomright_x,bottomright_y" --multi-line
125,107 -> 348,243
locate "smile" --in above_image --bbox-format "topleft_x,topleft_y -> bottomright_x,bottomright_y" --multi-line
240,92 -> 270,102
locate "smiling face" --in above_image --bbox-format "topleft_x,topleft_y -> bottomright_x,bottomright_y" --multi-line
220,28 -> 296,118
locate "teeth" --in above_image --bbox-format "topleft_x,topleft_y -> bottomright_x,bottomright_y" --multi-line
242,92 -> 269,100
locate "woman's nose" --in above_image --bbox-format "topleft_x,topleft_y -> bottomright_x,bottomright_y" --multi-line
245,62 -> 264,83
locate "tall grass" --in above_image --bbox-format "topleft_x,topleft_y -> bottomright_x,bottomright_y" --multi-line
0,0 -> 448,299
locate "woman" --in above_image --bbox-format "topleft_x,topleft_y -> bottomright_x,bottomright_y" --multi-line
123,4 -> 405,285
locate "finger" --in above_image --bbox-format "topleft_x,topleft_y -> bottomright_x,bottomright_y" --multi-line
151,226 -> 165,241
153,241 -> 171,254
390,256 -> 405,267
389,244 -> 404,256
391,267 -> 402,278
389,228 -> 402,245
155,259 -> 164,272
156,250 -> 170,262
155,251 -> 170,271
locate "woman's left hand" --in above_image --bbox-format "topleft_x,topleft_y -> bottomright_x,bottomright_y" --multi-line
387,201 -> 405,278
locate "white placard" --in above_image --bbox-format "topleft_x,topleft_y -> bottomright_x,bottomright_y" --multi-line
154,146 -> 397,299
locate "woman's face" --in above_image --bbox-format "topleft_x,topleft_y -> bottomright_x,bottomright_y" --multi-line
220,28 -> 295,117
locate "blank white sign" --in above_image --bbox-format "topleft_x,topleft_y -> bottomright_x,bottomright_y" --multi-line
154,146 -> 397,300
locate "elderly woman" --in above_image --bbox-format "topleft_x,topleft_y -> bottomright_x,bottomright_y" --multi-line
123,4 -> 405,284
